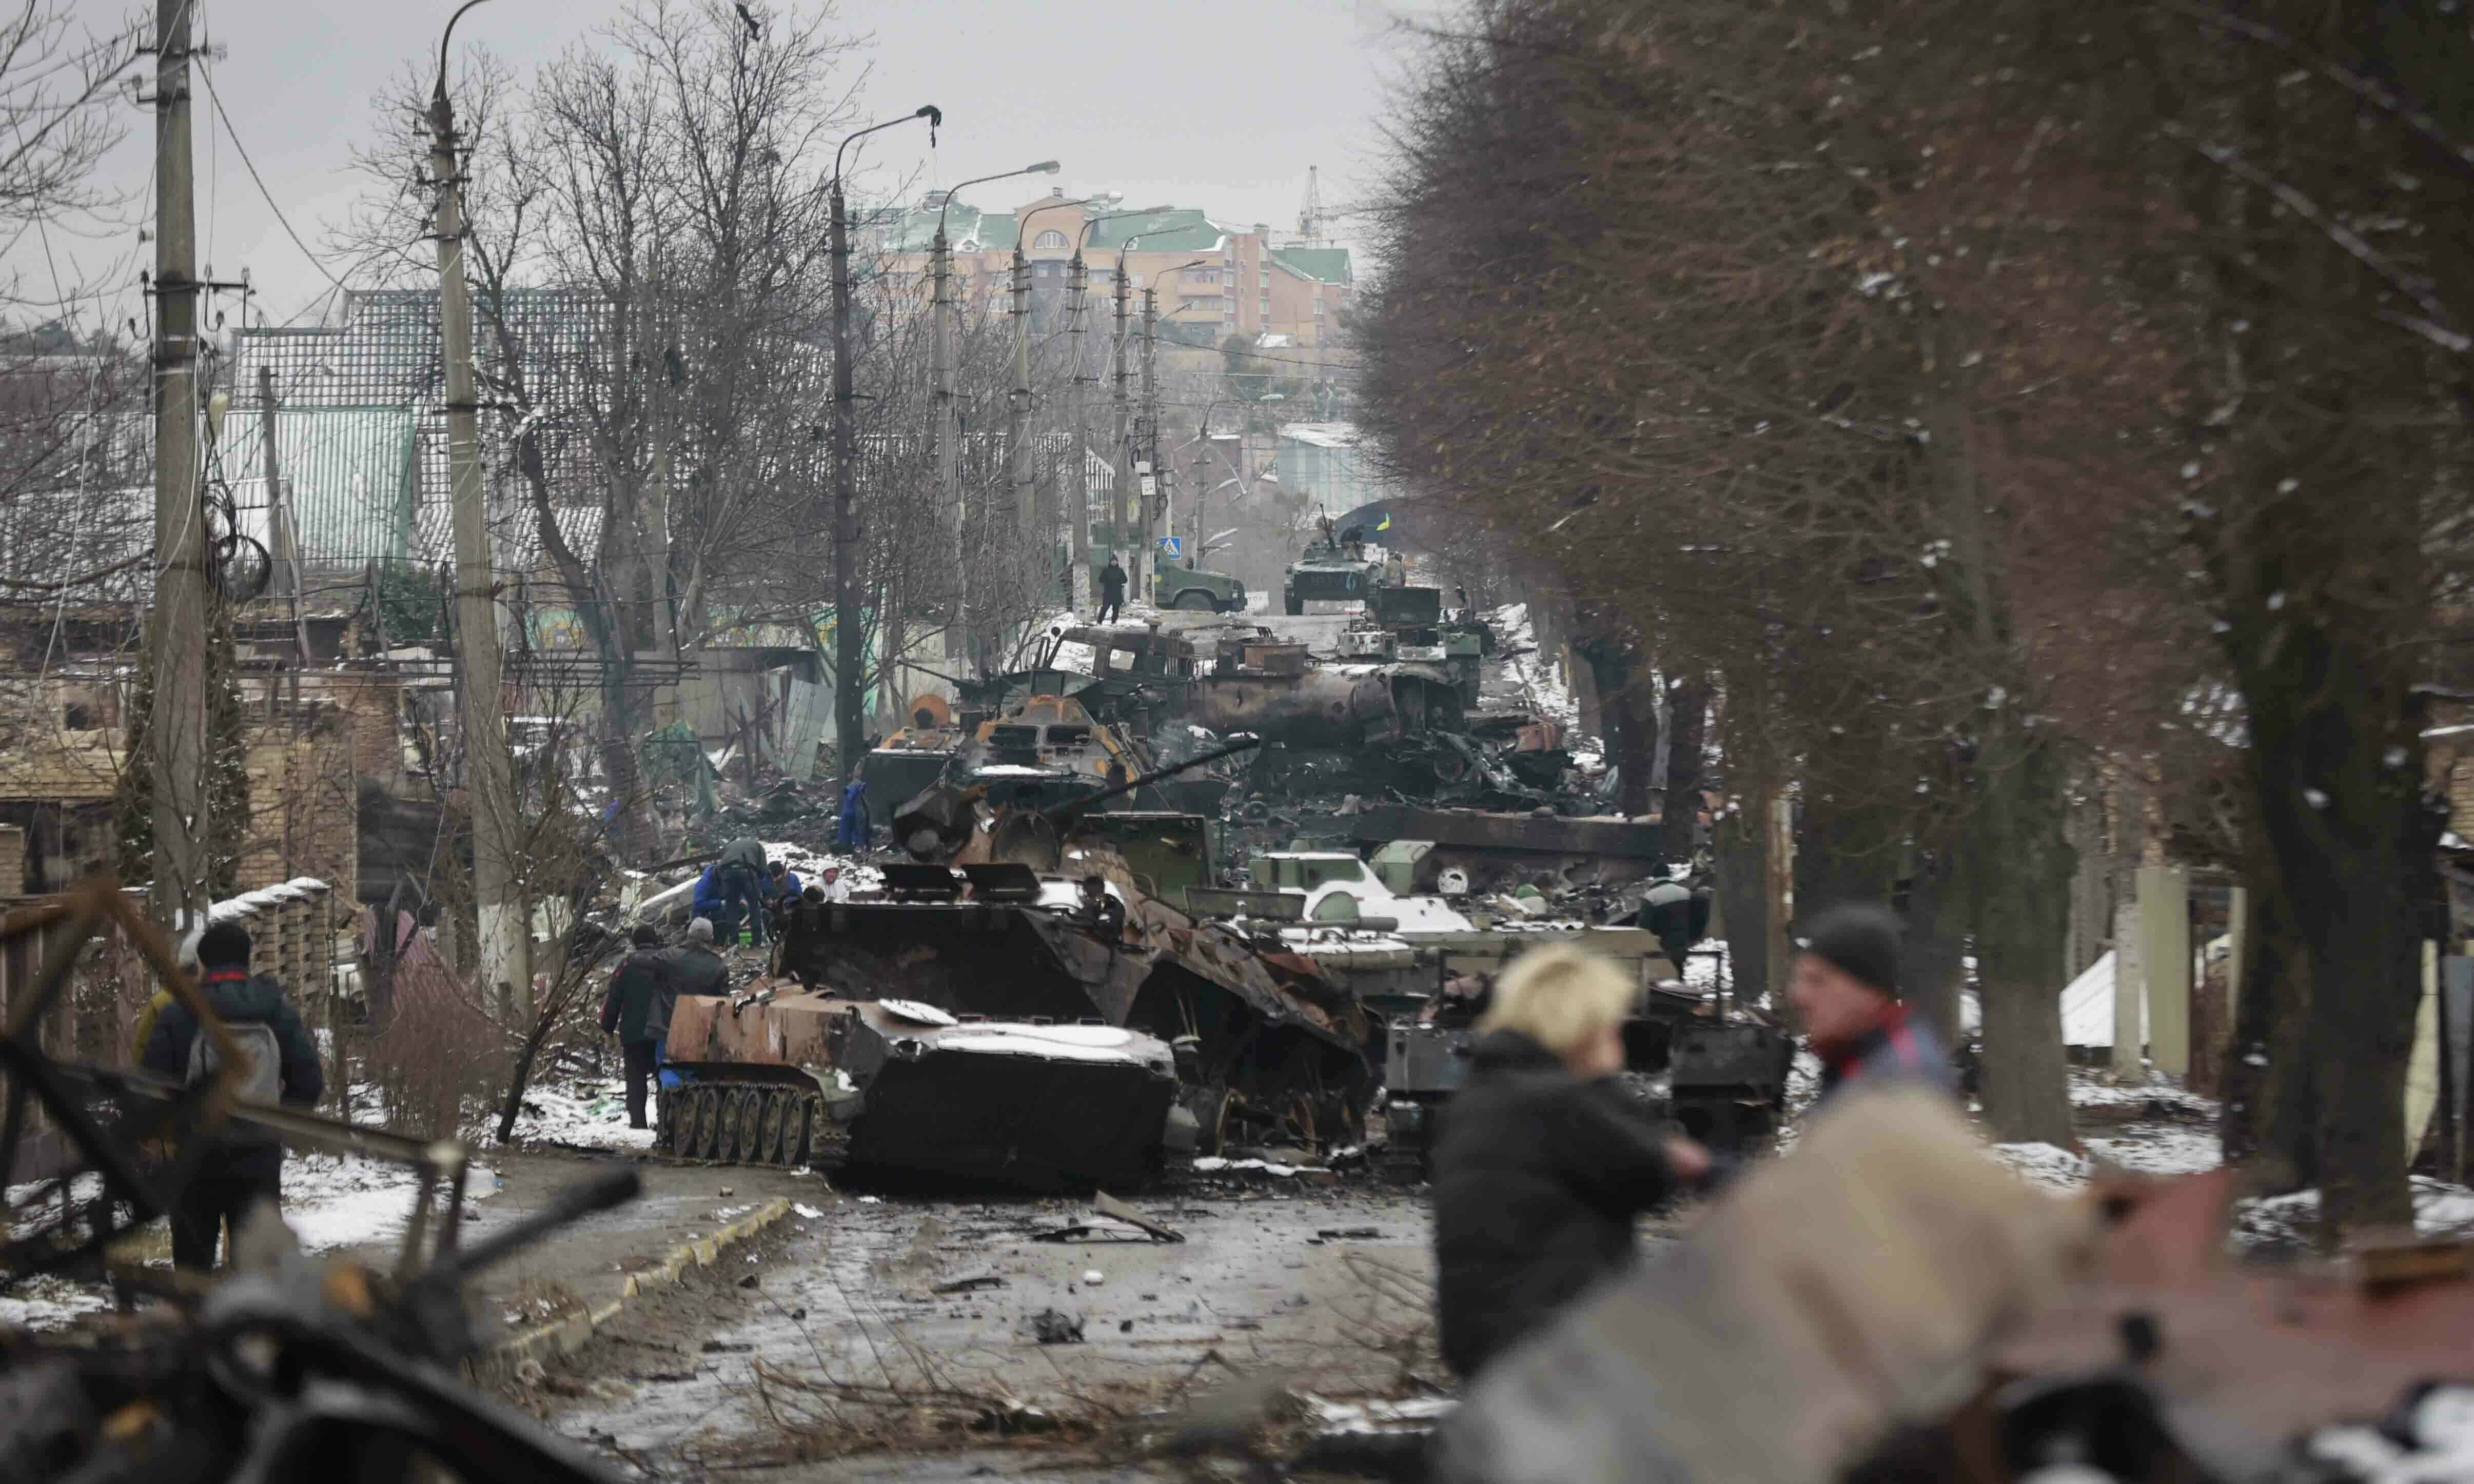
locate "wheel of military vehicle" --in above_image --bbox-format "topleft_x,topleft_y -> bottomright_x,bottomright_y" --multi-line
713,1089 -> 745,1161
1172,590 -> 1215,612
690,1088 -> 722,1160
785,1096 -> 815,1168
735,1089 -> 765,1162
757,1089 -> 789,1165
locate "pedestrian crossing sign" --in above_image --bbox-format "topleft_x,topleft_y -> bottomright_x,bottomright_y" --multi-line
1158,537 -> 1182,558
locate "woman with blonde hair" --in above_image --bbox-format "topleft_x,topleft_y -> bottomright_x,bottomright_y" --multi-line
1430,941 -> 1709,1377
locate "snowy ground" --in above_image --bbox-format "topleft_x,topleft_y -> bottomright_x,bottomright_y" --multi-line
1,1147 -> 492,1332
502,1075 -> 660,1154
1984,1069 -> 2474,1251
1485,603 -> 1586,740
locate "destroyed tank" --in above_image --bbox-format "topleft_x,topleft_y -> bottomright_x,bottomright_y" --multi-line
660,990 -> 1181,1191
857,741 -> 1384,1156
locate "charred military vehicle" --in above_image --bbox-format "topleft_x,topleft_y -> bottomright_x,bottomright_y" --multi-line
1190,630 -> 1466,749
775,744 -> 1386,1163
859,692 -> 965,804
660,991 -> 1181,1191
1376,981 -> 1791,1180
1282,517 -> 1400,615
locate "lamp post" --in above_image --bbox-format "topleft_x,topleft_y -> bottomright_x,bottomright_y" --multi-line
830,104 -> 939,780
1011,191 -> 1108,604
1141,259 -> 1210,584
1107,226 -> 1191,598
933,162 -> 1056,674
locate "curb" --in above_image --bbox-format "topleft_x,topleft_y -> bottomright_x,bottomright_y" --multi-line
488,1196 -> 794,1370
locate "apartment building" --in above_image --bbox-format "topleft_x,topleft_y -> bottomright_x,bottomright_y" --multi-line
875,188 -> 1354,348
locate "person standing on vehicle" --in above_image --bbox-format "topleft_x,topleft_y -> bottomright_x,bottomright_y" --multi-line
1430,942 -> 1709,1378
1789,901 -> 1955,1104
142,921 -> 326,1270
716,836 -> 770,946
1097,554 -> 1127,624
599,924 -> 676,1131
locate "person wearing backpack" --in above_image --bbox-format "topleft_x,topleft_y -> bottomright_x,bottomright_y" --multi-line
141,920 -> 325,1271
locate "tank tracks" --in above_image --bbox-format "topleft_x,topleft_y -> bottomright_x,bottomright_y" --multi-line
658,1082 -> 847,1170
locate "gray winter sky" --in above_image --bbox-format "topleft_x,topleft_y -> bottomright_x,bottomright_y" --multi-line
28,0 -> 1445,334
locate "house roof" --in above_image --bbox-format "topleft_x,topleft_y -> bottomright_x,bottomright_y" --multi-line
1269,247 -> 1353,285
1083,208 -> 1231,254
1278,422 -> 1362,450
880,200 -> 1023,255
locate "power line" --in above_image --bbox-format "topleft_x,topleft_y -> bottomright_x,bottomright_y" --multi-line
193,58 -> 349,292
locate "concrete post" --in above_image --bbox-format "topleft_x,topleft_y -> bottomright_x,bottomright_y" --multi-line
2139,863 -> 2191,1076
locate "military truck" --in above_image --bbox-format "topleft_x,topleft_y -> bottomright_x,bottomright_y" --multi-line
1152,560 -> 1248,614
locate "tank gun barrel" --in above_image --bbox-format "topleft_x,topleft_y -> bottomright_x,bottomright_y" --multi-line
1042,734 -> 1261,824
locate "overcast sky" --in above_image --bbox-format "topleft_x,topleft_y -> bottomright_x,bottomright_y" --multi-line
23,0 -> 1446,336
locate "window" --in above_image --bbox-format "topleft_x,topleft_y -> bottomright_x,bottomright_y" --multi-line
1182,267 -> 1215,283
1259,270 -> 1270,287
1033,229 -> 1069,250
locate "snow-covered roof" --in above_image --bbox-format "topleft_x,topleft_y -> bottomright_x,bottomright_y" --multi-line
1278,422 -> 1360,450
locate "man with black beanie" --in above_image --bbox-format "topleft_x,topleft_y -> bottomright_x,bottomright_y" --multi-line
142,920 -> 325,1270
1788,902 -> 1955,1103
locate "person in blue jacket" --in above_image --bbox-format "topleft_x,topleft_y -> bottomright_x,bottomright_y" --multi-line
837,777 -> 869,853
692,861 -> 735,943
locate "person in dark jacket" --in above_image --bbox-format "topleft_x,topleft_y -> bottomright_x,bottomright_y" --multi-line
661,917 -> 732,1024
601,924 -> 675,1130
1431,943 -> 1710,1378
1096,555 -> 1127,624
1789,902 -> 1956,1104
142,920 -> 325,1270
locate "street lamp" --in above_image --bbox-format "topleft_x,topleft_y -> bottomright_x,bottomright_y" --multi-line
931,161 -> 1056,675
1008,190 -> 1107,589
830,104 -> 940,779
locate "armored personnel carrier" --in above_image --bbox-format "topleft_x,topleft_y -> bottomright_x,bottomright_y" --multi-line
1282,517 -> 1398,615
660,991 -> 1182,1191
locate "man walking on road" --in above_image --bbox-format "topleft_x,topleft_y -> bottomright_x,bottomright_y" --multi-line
142,921 -> 325,1270
1097,554 -> 1127,624
601,924 -> 676,1131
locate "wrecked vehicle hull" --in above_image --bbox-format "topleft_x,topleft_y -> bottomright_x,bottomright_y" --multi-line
1190,663 -> 1465,750
770,890 -> 1378,1157
660,993 -> 1180,1191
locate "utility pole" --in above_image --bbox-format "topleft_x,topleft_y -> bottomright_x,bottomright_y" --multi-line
1140,285 -> 1161,596
1007,250 -> 1034,539
145,0 -> 208,928
830,107 -> 940,780
1068,252 -> 1091,613
1110,263 -> 1131,598
430,10 -> 530,1021
258,366 -> 311,705
931,224 -> 960,667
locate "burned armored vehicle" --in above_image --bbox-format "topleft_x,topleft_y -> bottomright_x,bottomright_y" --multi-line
1190,631 -> 1466,749
786,746 -> 1385,1160
660,991 -> 1181,1191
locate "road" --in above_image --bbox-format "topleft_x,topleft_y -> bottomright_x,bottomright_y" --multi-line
519,1160 -> 1441,1480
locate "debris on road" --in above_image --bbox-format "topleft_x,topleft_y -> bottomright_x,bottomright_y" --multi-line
1030,1308 -> 1086,1345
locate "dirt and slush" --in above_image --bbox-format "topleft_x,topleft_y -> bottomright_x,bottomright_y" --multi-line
500,1148 -> 1499,1482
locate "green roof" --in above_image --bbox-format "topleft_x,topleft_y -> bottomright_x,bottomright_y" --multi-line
880,201 -> 1022,254
1270,246 -> 1353,285
1083,207 -> 1227,253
